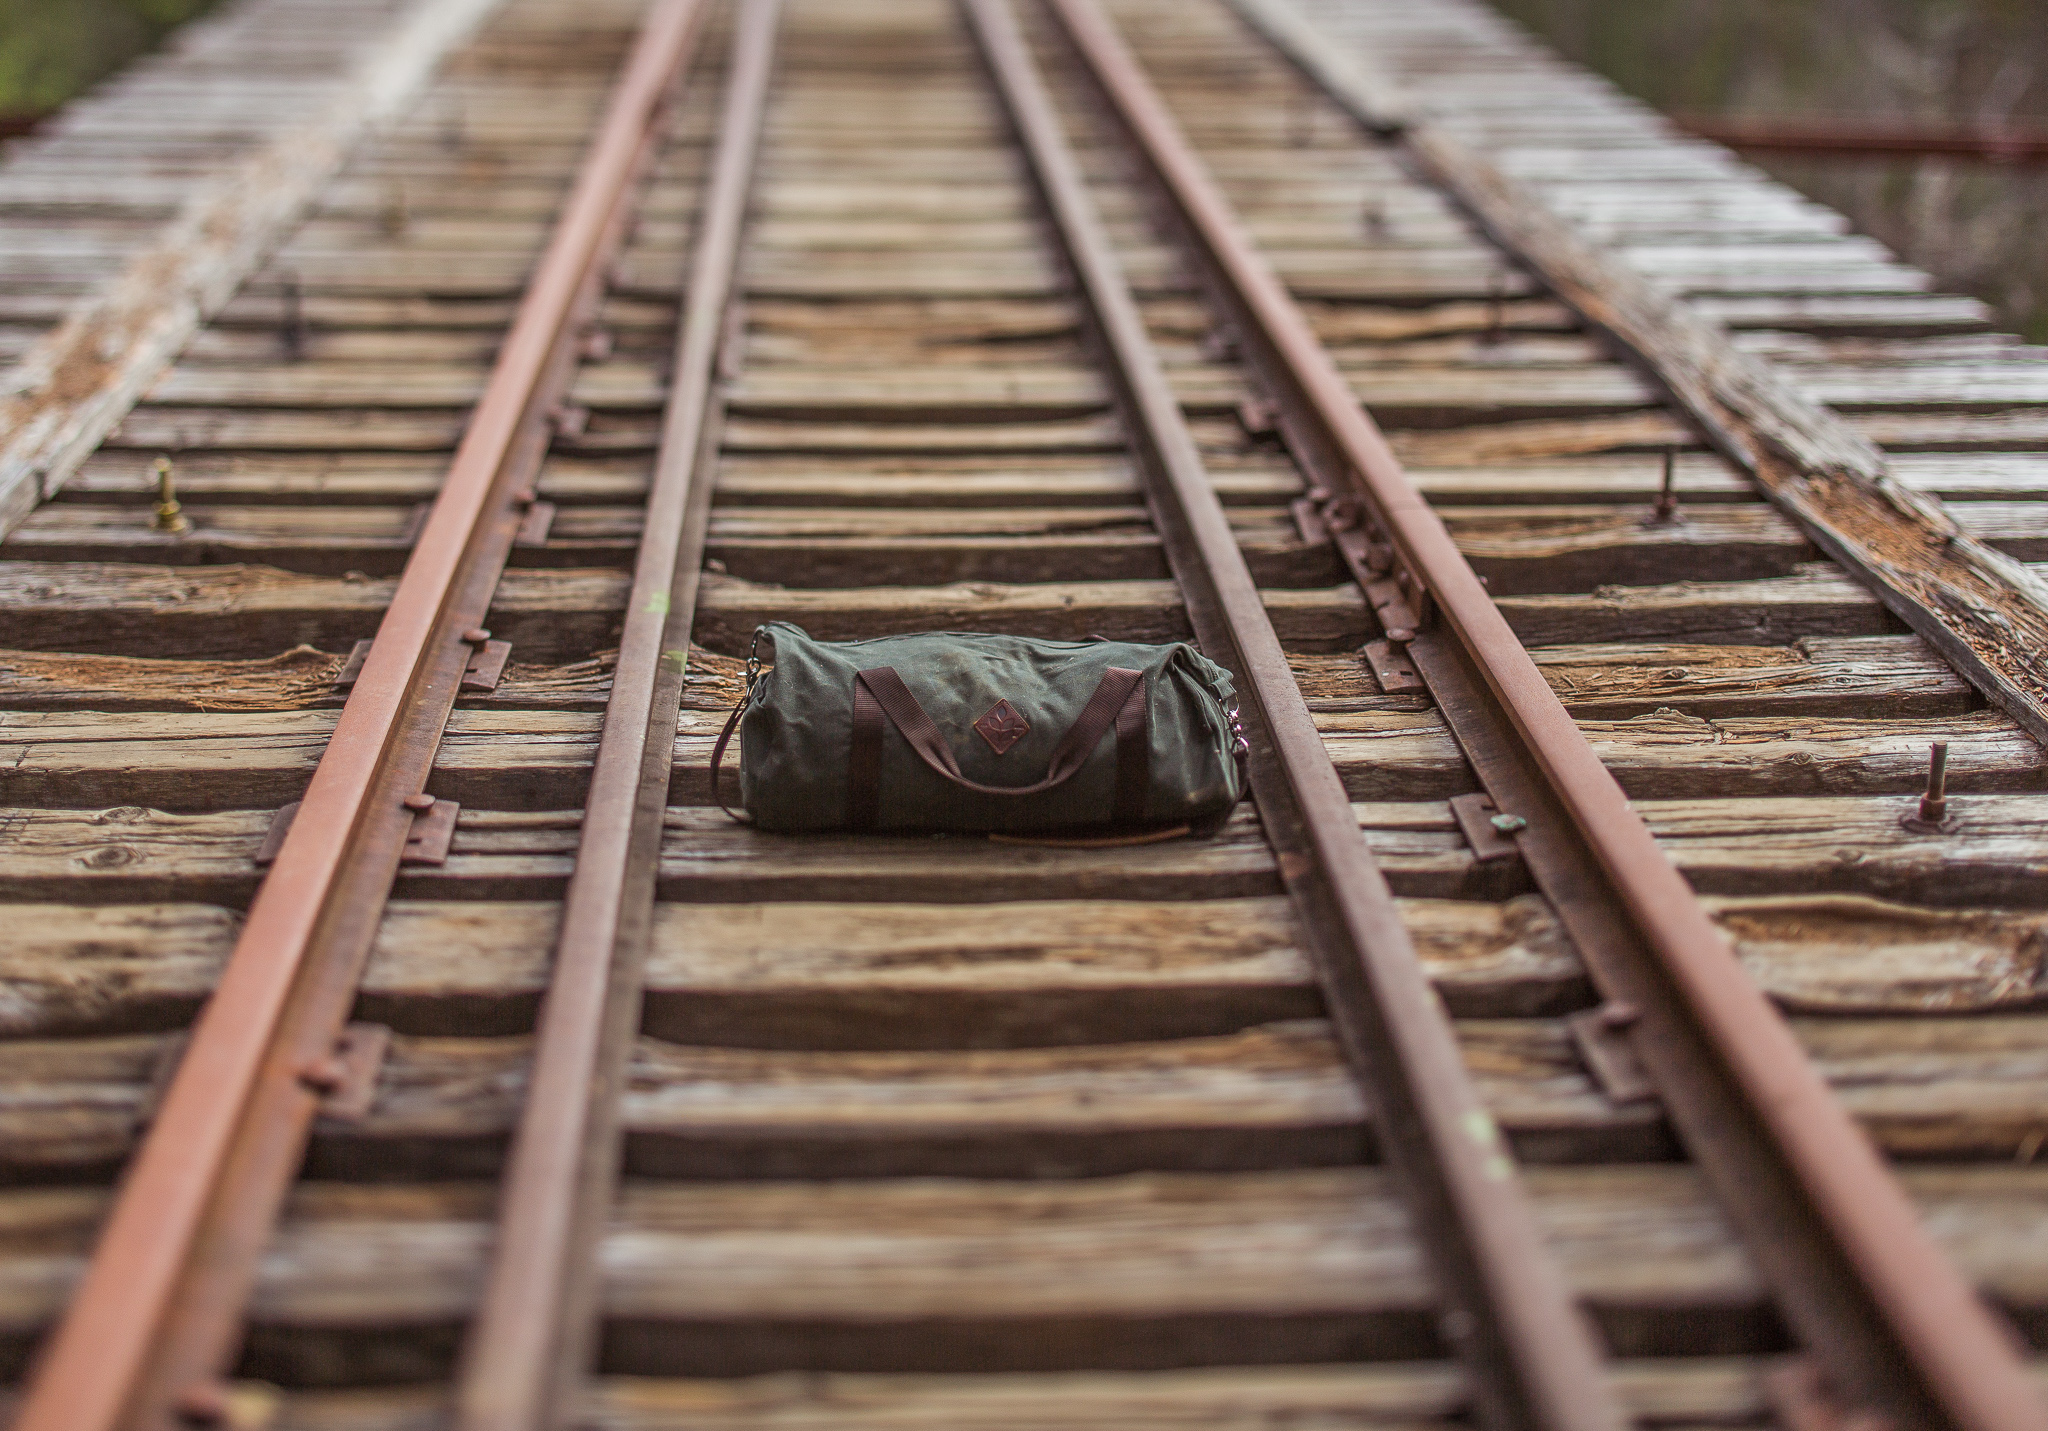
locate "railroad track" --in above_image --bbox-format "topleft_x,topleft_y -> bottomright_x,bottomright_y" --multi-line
2,0 -> 2047,1428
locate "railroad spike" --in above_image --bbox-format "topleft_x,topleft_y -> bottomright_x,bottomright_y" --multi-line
1901,740 -> 1957,833
294,1056 -> 348,1096
278,272 -> 306,361
170,1381 -> 229,1427
1480,267 -> 1506,345
150,454 -> 191,534
1643,446 -> 1683,526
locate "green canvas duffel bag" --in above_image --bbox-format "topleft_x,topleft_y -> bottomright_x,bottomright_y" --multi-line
711,623 -> 1248,835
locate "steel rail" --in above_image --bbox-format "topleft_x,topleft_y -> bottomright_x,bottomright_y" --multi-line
451,4 -> 781,1427
959,3 -> 1628,1428
8,6 -> 714,1429
1041,2 -> 2048,1427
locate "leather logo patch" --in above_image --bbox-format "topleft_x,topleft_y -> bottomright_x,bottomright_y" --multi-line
973,698 -> 1030,755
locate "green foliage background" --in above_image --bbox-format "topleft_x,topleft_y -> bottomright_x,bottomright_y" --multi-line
1486,0 -> 2048,340
0,0 -> 225,113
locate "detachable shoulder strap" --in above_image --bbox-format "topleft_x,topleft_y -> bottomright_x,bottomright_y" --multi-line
847,664 -> 1147,829
709,697 -> 753,823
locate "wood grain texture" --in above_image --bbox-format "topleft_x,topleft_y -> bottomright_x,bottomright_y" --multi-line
1225,0 -> 2048,751
7,1007 -> 2043,1181
0,0 -> 506,538
3,1166 -> 2046,1379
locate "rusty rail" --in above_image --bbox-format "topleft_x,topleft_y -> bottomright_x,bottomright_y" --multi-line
961,3 -> 1628,1428
1036,1 -> 2048,1429
450,4 -> 781,1427
7,5 -> 713,1428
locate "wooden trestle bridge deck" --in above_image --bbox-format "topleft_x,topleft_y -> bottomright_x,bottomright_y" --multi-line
1,0 -> 2047,1428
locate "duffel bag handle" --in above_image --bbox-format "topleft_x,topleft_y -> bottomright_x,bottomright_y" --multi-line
846,664 -> 1148,828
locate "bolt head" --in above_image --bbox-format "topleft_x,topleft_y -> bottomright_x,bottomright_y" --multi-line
1384,627 -> 1415,644
462,627 -> 491,645
1599,1000 -> 1641,1029
297,1055 -> 348,1094
403,792 -> 437,812
173,1382 -> 230,1426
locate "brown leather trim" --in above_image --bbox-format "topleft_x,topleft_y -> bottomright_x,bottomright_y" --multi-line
855,664 -> 1143,800
710,698 -> 752,823
1113,672 -> 1148,822
847,675 -> 885,829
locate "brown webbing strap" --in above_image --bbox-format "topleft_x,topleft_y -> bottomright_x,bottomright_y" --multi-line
710,697 -> 752,823
848,674 -> 886,829
843,664 -> 1146,824
1113,673 -> 1149,822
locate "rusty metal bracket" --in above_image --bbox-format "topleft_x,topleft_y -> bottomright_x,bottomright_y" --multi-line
1763,1358 -> 1894,1431
548,402 -> 591,440
1448,791 -> 1525,864
1362,638 -> 1424,694
337,638 -> 509,693
514,499 -> 557,546
401,798 -> 459,866
253,804 -> 300,867
300,1023 -> 391,1123
146,1026 -> 386,1132
333,640 -> 375,690
1566,1004 -> 1658,1105
257,799 -> 456,866
1235,396 -> 1281,439
1364,575 -> 1423,639
1289,494 -> 1329,545
718,299 -> 749,380
168,1379 -> 281,1431
463,639 -> 513,692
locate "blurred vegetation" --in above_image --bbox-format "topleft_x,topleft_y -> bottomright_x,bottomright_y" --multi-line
1486,0 -> 2048,341
0,0 -> 226,115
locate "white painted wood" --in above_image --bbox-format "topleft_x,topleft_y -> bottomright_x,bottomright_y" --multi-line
0,0 -> 507,538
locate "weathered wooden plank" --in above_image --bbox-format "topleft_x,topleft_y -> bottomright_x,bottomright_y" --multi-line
252,1359 -> 1845,1431
11,788 -> 2048,911
0,504 -> 1341,585
1693,294 -> 1992,336
0,804 -> 1505,906
1222,0 -> 2048,753
1440,504 -> 1814,592
719,414 -> 1127,456
707,455 -> 1298,509
12,1005 -> 2045,1182
689,575 -> 1370,652
0,707 -> 606,811
0,1019 -> 1557,1178
1309,706 -> 2044,802
17,887 -> 2046,1051
62,452 -> 654,506
5,1168 -> 2046,1378
0,893 -> 1578,1040
0,645 -> 629,713
0,562 -> 626,660
1643,795 -> 2048,905
1407,453 -> 2048,508
1526,636 -> 1974,719
0,0 -> 507,539
1495,564 -> 1899,646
